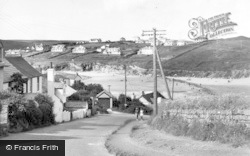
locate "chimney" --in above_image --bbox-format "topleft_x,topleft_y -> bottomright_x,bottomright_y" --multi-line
47,66 -> 55,96
142,91 -> 145,95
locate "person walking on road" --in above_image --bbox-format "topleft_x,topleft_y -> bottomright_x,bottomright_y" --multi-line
135,107 -> 139,120
139,108 -> 144,120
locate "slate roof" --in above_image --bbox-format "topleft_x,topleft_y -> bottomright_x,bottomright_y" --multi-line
3,57 -> 41,83
96,89 -> 114,98
139,91 -> 166,104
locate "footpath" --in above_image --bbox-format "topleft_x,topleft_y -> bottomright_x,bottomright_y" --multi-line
106,119 -> 250,156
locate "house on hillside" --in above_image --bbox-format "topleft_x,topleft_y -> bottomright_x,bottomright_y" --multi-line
139,91 -> 166,107
103,47 -> 121,55
96,90 -> 114,110
72,45 -> 86,53
2,56 -> 43,93
5,49 -> 22,56
55,72 -> 90,86
138,46 -> 153,55
176,40 -> 187,46
51,44 -> 65,52
35,43 -> 44,52
90,38 -> 102,43
164,40 -> 176,46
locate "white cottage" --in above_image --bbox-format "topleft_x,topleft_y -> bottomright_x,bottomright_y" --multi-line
2,56 -> 43,93
35,43 -> 44,52
103,47 -> 121,55
51,44 -> 65,52
138,46 -> 153,55
72,45 -> 86,53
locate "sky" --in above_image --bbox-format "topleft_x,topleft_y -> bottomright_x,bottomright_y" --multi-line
0,0 -> 249,41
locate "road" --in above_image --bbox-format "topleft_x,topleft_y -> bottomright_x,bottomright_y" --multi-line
0,112 -> 134,156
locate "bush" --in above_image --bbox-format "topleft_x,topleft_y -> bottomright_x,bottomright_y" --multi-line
24,100 -> 43,127
35,94 -> 55,125
71,81 -> 86,90
34,94 -> 54,107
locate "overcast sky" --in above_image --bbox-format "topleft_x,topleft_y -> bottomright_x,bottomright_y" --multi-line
0,0 -> 249,41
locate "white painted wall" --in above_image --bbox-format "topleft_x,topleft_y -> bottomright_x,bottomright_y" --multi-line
27,79 -> 31,93
62,111 -> 71,122
32,77 -> 37,93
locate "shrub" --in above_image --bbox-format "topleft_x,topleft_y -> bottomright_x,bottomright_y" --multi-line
24,100 -> 43,127
34,94 -> 55,125
71,81 -> 86,90
34,94 -> 54,107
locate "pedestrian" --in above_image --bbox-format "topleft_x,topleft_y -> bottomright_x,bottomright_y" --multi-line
135,107 -> 139,120
139,108 -> 144,120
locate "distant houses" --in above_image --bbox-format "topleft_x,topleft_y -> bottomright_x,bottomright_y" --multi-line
138,46 -> 153,55
35,43 -> 44,52
72,45 -> 86,53
5,49 -> 22,56
51,44 -> 65,52
103,47 -> 121,55
164,40 -> 176,46
90,38 -> 102,43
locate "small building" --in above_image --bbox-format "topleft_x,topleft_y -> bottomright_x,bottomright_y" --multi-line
139,91 -> 166,107
164,40 -> 176,46
51,44 -> 65,52
5,49 -> 22,56
90,38 -> 102,43
55,72 -> 90,86
96,90 -> 114,110
72,45 -> 86,53
138,46 -> 153,55
35,43 -> 44,52
2,56 -> 43,93
176,40 -> 186,46
103,47 -> 121,55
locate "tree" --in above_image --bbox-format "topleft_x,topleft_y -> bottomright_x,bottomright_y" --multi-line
10,73 -> 27,94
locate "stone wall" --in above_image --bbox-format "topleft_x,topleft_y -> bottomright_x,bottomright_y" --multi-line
163,109 -> 250,127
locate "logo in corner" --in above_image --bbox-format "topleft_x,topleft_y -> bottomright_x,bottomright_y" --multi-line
188,12 -> 237,41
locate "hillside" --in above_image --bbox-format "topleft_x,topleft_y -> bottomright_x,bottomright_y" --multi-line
3,36 -> 250,78
160,37 -> 250,78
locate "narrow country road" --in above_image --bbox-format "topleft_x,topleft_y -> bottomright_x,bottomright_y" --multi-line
0,112 -> 134,156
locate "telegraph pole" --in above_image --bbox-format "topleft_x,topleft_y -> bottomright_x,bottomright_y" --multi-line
124,64 -> 127,106
142,28 -> 172,115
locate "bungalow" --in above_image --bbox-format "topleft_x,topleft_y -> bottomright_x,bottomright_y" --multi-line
139,91 -> 166,107
51,44 -> 65,52
55,72 -> 90,86
164,40 -> 176,46
72,45 -> 86,53
103,47 -> 121,55
5,49 -> 22,56
96,90 -> 114,110
138,46 -> 153,55
35,43 -> 44,52
2,56 -> 43,93
176,40 -> 187,46
90,38 -> 102,43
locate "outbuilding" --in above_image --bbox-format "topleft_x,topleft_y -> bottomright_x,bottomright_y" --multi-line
96,90 -> 114,110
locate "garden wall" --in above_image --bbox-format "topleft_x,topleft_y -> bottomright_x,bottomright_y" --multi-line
164,109 -> 250,127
